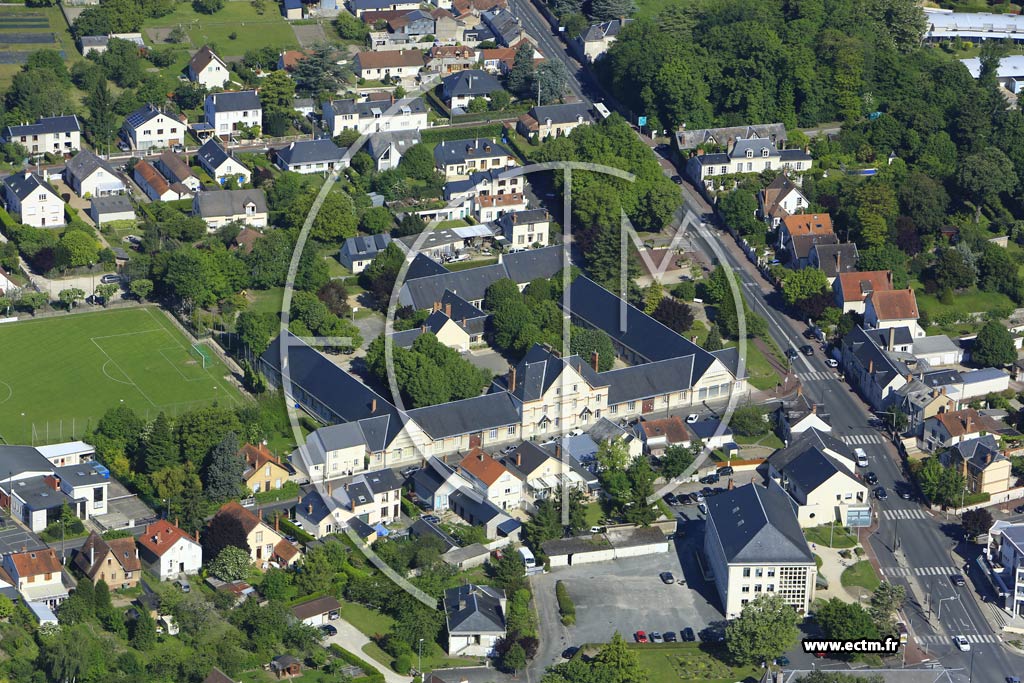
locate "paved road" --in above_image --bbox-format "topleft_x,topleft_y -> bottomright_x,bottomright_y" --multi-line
507,0 -> 591,105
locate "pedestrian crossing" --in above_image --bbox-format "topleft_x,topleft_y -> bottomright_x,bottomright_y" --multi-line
840,433 -> 887,446
917,633 -> 998,645
798,371 -> 833,381
882,508 -> 930,521
881,565 -> 958,577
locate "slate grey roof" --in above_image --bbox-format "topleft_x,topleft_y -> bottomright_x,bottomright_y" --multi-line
579,18 -> 625,42
196,138 -> 236,171
812,242 -> 858,278
276,139 -> 345,166
567,275 -> 714,365
587,416 -> 632,444
206,90 -> 261,113
444,584 -> 505,633
341,233 -> 391,259
325,97 -> 427,121
867,326 -> 914,349
495,208 -> 548,232
507,344 -> 607,404
91,195 -> 133,215
408,517 -> 458,551
480,8 -> 520,45
842,326 -> 911,389
308,422 -> 367,465
433,137 -> 512,167
64,150 -> 117,182
195,189 -> 266,218
54,463 -> 107,489
366,130 -> 421,161
676,123 -> 786,151
362,468 -> 402,495
921,369 -> 963,387
4,115 -> 81,139
948,434 -> 1002,469
441,289 -> 484,319
500,440 -> 553,479
80,36 -> 108,48
298,488 -> 333,524
780,148 -> 813,162
399,246 -> 563,309
730,137 -> 779,160
406,392 -> 521,439
0,445 -> 53,477
706,482 -> 813,564
771,446 -> 853,495
407,253 -> 450,280
3,172 -> 57,201
11,476 -> 69,511
411,456 -> 456,500
601,356 -> 695,405
770,427 -> 853,469
528,103 -> 593,126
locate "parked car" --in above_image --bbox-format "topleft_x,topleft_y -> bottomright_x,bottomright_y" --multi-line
671,175 -> 683,184
785,348 -> 799,361
774,656 -> 790,666
635,631 -> 648,643
589,525 -> 606,534
679,494 -> 694,505
561,646 -> 579,659
421,514 -> 440,524
855,448 -> 869,468
659,572 -> 675,584
825,358 -> 839,367
328,610 -> 339,620
663,631 -> 678,643
875,486 -> 888,500
800,344 -> 814,356
865,472 -> 878,485
718,466 -> 734,476
100,274 -> 122,284
951,574 -> 966,587
1016,505 -> 1024,515
663,493 -> 679,506
681,627 -> 695,642
686,413 -> 699,424
699,473 -> 719,485
650,632 -> 664,643
174,580 -> 190,593
697,502 -> 707,514
898,485 -> 913,500
319,624 -> 337,637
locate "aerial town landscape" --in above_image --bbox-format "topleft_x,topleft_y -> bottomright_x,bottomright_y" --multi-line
4,0 -> 1024,682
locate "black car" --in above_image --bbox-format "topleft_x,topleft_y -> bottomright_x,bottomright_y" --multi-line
671,175 -> 683,184
898,486 -> 912,500
561,646 -> 579,659
803,328 -> 817,339
875,486 -> 888,500
679,494 -> 694,505
718,466 -> 734,476
800,344 -> 814,356
1015,504 -> 1024,515
663,631 -> 678,643
785,347 -> 799,361
681,627 -> 696,642
319,624 -> 338,637
865,472 -> 878,486
664,493 -> 679,506
699,474 -> 720,485
951,574 -> 966,587
659,571 -> 675,584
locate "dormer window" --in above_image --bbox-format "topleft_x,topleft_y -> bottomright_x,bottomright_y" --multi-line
761,148 -> 769,158
745,149 -> 753,158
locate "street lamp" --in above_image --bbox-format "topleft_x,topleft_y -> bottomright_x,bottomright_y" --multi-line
418,638 -> 423,678
936,595 -> 959,621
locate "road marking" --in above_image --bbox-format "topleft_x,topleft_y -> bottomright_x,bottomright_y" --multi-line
881,565 -> 958,577
916,634 -> 997,645
797,371 -> 832,381
839,433 -> 886,446
881,509 -> 929,520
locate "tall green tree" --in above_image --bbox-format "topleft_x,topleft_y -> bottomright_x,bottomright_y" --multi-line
726,594 -> 801,665
202,432 -> 243,501
972,320 -> 1016,367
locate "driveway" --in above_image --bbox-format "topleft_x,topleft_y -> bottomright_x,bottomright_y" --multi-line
324,617 -> 411,683
0,510 -> 47,555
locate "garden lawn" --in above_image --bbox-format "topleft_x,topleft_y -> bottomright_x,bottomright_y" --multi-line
629,643 -> 761,683
841,560 -> 881,593
338,601 -> 395,639
445,258 -> 498,272
142,2 -> 298,57
804,524 -> 858,549
913,283 -> 1014,321
0,306 -> 244,445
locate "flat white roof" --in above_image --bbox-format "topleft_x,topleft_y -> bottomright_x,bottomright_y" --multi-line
35,441 -> 94,459
961,55 -> 1024,79
927,10 -> 1024,34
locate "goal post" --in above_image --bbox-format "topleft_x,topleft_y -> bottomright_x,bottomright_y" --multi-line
190,342 -> 211,369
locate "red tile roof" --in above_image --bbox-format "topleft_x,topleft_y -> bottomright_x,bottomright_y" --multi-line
355,49 -> 424,70
836,270 -> 893,303
781,213 -> 833,237
214,501 -> 263,535
459,447 -> 508,486
935,408 -> 1003,438
137,519 -> 197,558
7,547 -> 61,577
868,289 -> 918,321
639,416 -> 691,444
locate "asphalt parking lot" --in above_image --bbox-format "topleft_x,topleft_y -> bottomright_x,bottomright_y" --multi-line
0,511 -> 47,555
551,513 -> 725,645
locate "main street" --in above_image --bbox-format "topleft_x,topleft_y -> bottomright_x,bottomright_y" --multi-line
515,3 -> 1024,678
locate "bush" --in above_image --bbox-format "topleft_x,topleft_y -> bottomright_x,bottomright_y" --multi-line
420,124 -> 504,145
555,580 -> 575,626
673,280 -> 696,301
394,653 -> 412,674
328,644 -> 384,683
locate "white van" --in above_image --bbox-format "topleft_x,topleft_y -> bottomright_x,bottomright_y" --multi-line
855,448 -> 868,468
517,546 -> 536,569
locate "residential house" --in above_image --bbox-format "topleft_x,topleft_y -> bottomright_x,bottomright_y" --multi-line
79,35 -> 109,56
500,441 -> 590,506
776,395 -> 831,441
63,150 -> 125,198
290,596 -> 340,626
389,308 -> 478,352
295,489 -> 337,538
766,438 -> 870,527
676,123 -> 788,152
987,522 -> 1024,617
154,152 -> 202,192
2,548 -> 68,608
807,242 -> 858,283
942,435 -> 1013,497
441,69 -> 504,109
495,208 -> 550,248
588,416 -> 643,461
209,501 -> 293,566
136,519 -> 203,580
370,8 -> 436,48
432,7 -> 468,42
122,104 -> 185,151
425,44 -> 478,74
444,167 -> 525,202
2,171 -> 64,228
786,232 -> 838,270
339,233 -> 392,274
54,462 -> 109,519
193,189 -> 268,229
338,468 -> 404,527
637,416 -> 692,455
777,213 -> 833,257
197,138 -> 252,186
204,668 -> 238,683
451,0 -> 507,18
517,102 -> 593,140
365,130 -> 421,171
912,335 -> 964,369
833,270 -> 893,315
204,91 -> 263,137
269,655 -> 302,678
443,584 -> 506,656
758,174 -> 807,228
434,138 -> 515,179
299,423 -> 370,482
412,457 -> 472,511
479,45 -> 539,74
353,49 -> 424,83
275,139 -> 347,174
476,192 -> 525,222
573,18 -> 626,62
73,531 -> 141,589
239,443 -> 290,495
322,96 -> 428,136
920,408 -> 1006,452
188,45 -> 230,88
703,482 -> 816,619
480,7 -> 523,46
864,289 -> 924,338
277,49 -> 310,72
459,447 -> 523,510
449,491 -> 519,544
2,115 -> 81,157
134,161 -> 191,202
896,380 -> 957,435
687,136 -> 812,190
840,326 -> 910,411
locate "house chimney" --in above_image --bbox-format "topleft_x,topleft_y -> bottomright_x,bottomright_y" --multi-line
868,359 -> 874,374
835,251 -> 840,272
516,453 -> 522,467
462,317 -> 467,328
433,301 -> 441,312
308,503 -> 313,515
886,271 -> 893,286
275,514 -> 280,532
727,478 -> 735,490
327,482 -> 332,495
371,398 -> 377,412
555,444 -> 561,460
421,324 -> 427,333
175,517 -> 179,528
445,303 -> 452,317
194,529 -> 199,542
797,385 -> 803,397
906,373 -> 912,383
508,366 -> 517,391
90,544 -> 94,567
966,415 -> 973,433
691,336 -> 698,343
811,404 -> 817,415
478,451 -> 485,461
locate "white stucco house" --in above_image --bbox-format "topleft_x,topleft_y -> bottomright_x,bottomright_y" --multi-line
136,519 -> 202,580
187,45 -> 230,89
2,171 -> 65,228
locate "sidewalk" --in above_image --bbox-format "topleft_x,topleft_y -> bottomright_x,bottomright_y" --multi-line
327,617 -> 411,683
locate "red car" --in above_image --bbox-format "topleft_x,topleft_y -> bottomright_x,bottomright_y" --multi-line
635,631 -> 648,643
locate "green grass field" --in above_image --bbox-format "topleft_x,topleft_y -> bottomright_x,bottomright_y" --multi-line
142,2 -> 299,57
840,559 -> 881,593
0,306 -> 244,445
628,642 -> 761,683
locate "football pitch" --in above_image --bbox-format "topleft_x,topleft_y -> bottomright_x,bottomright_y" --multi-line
0,306 -> 245,445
